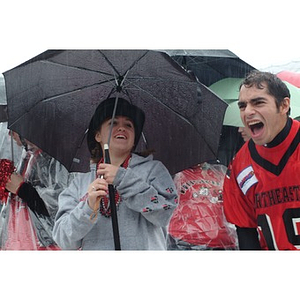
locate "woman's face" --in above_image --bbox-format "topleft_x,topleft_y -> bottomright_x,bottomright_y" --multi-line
95,116 -> 135,155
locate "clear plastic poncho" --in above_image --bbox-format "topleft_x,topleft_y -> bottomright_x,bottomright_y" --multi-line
0,122 -> 22,164
168,162 -> 238,250
0,145 -> 75,250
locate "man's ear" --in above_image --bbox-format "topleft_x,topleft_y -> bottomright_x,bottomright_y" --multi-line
281,97 -> 290,115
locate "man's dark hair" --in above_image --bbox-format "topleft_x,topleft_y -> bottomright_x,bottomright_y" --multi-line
240,70 -> 291,115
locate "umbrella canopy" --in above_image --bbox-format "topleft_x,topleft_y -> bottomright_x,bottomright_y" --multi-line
209,77 -> 300,127
4,50 -> 228,174
284,81 -> 300,120
277,70 -> 300,88
209,78 -> 244,127
164,49 -> 256,87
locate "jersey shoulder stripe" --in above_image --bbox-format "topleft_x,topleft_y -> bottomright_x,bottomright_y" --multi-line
248,127 -> 299,176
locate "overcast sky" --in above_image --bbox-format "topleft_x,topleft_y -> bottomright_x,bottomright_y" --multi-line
1,0 -> 299,73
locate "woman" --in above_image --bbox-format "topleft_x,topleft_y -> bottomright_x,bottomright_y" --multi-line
1,135 -> 72,250
53,97 -> 178,250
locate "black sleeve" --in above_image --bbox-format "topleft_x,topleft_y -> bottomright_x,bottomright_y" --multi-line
236,226 -> 262,250
17,182 -> 50,217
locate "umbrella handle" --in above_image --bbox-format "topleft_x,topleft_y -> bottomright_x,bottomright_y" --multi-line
104,144 -> 121,250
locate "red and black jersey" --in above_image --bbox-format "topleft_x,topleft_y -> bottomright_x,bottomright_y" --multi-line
223,118 -> 300,250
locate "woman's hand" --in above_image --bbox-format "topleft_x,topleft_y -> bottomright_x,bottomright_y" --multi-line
5,173 -> 24,194
96,163 -> 119,185
87,177 -> 108,210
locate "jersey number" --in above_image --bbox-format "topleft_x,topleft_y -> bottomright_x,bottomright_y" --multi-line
257,208 -> 300,250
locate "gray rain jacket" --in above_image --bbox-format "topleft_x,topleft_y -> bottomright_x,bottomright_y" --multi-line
53,154 -> 178,250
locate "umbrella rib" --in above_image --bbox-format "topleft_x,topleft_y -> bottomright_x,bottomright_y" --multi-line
98,50 -> 121,77
98,50 -> 150,76
9,79 -> 118,127
98,50 -> 150,90
37,60 -> 121,96
40,79 -> 116,103
123,51 -> 150,73
38,60 -> 114,77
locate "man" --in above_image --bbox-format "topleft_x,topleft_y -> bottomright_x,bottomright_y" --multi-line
223,70 -> 300,250
238,126 -> 251,142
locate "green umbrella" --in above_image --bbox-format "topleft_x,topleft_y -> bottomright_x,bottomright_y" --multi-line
284,81 -> 300,120
209,77 -> 300,126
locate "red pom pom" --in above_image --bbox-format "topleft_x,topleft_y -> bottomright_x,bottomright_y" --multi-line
0,159 -> 16,204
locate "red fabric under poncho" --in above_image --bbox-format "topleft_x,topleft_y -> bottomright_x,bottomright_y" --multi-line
0,149 -> 65,250
0,159 -> 15,204
168,163 -> 237,249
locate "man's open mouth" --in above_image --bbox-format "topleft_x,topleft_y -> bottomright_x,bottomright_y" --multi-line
248,121 -> 264,135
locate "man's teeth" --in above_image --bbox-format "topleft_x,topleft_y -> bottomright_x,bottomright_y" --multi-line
248,121 -> 261,126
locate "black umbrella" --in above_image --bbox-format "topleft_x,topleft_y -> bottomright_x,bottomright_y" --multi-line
165,49 -> 256,87
4,50 -> 227,175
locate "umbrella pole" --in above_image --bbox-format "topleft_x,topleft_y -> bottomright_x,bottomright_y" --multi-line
104,93 -> 122,250
104,143 -> 121,250
10,130 -> 14,163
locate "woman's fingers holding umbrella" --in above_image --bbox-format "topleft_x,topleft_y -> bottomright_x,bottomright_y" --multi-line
88,178 -> 108,209
90,177 -> 108,193
97,163 -> 119,184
